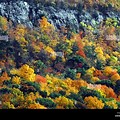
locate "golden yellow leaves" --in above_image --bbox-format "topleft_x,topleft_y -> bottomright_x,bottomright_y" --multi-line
10,68 -> 19,75
45,46 -> 57,60
0,72 -> 11,85
84,96 -> 104,109
9,24 -> 28,46
10,64 -> 36,82
39,17 -> 55,32
103,66 -> 120,82
14,25 -> 27,40
12,76 -> 21,84
18,64 -> 35,82
111,73 -> 120,82
28,102 -> 47,109
2,102 -> 15,109
103,66 -> 114,76
95,46 -> 106,62
0,16 -> 8,31
54,96 -> 74,109
105,100 -> 118,109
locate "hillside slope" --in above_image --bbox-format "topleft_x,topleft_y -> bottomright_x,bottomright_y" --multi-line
0,0 -> 120,109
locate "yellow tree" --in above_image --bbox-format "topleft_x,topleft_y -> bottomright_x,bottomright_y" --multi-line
39,17 -> 54,33
9,24 -> 28,46
0,16 -> 8,31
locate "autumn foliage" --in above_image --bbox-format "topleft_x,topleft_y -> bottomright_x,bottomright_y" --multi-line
0,15 -> 120,109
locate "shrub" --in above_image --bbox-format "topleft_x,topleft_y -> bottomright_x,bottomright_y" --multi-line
35,60 -> 46,72
77,68 -> 86,76
72,42 -> 79,53
39,91 -> 47,98
3,80 -> 12,86
67,92 -> 84,103
2,102 -> 15,109
20,81 -> 40,94
113,66 -> 120,74
23,81 -> 40,92
79,87 -> 103,99
96,60 -> 105,70
65,68 -> 77,80
75,101 -> 87,109
0,88 -> 11,94
59,90 -> 66,96
9,84 -> 20,89
49,92 -> 61,99
95,80 -> 115,89
105,18 -> 118,27
115,80 -> 120,94
36,98 -> 56,109
84,46 -> 96,58
104,100 -> 118,109
66,55 -> 89,70
116,102 -> 120,109
40,34 -> 51,45
56,42 -> 69,52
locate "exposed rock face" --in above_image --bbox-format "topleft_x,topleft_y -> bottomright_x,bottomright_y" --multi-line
0,1 -> 32,27
40,8 -> 80,32
0,0 -> 120,32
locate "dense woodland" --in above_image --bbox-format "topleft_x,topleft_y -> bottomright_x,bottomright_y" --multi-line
0,1 -> 120,109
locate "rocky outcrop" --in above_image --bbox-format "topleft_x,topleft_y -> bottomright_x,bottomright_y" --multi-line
0,1 -> 32,27
0,0 -> 120,32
